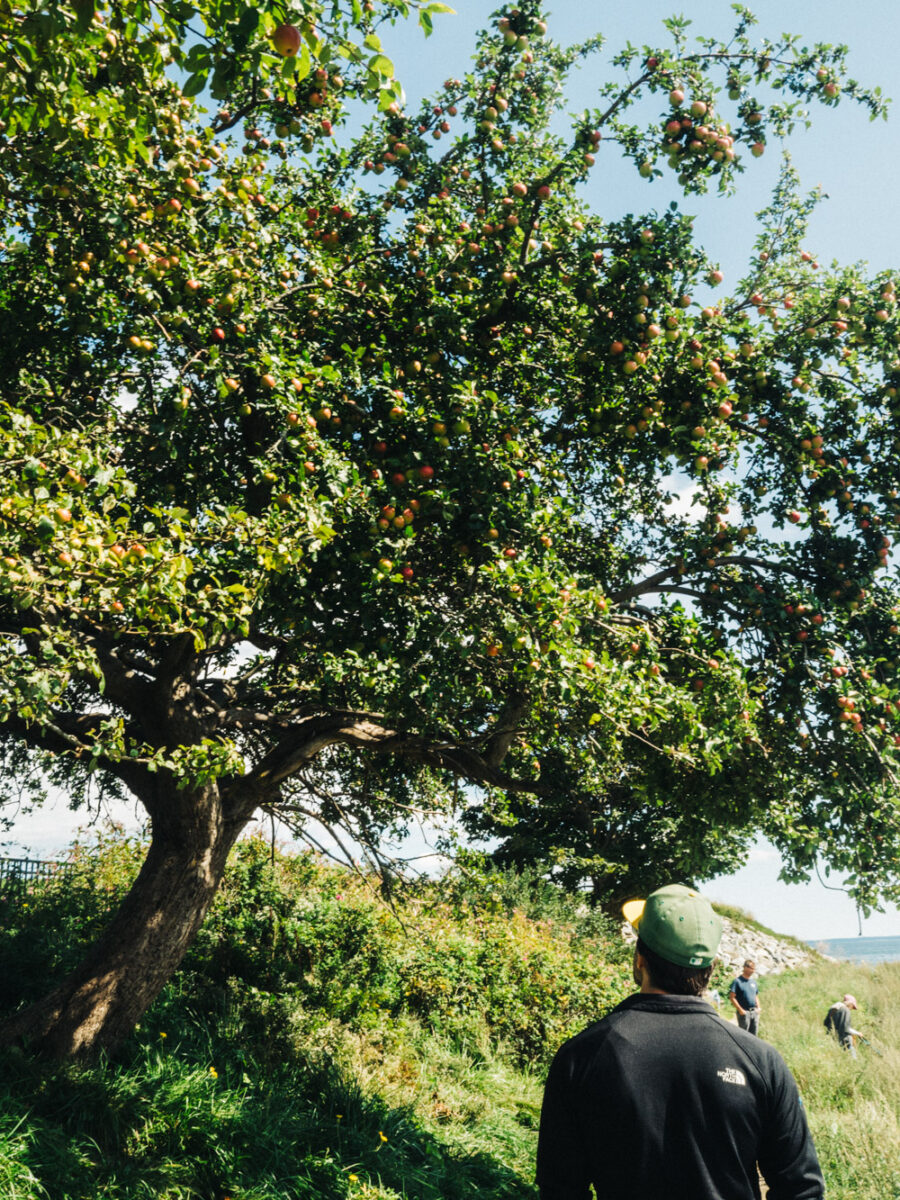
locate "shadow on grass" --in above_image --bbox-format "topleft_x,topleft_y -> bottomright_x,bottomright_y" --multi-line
0,1042 -> 537,1200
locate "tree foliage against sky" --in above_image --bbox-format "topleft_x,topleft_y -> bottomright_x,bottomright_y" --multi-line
1,0 -> 899,1056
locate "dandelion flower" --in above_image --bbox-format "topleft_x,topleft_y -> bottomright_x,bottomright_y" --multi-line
378,1130 -> 388,1143
209,1066 -> 218,1078
159,1031 -> 167,1039
348,1174 -> 358,1183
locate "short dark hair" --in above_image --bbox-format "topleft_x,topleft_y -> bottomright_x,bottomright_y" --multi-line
636,937 -> 714,996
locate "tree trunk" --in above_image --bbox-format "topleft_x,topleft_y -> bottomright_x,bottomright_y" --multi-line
0,784 -> 244,1060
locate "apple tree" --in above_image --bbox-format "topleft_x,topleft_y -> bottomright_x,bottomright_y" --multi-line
2,0 -> 900,1058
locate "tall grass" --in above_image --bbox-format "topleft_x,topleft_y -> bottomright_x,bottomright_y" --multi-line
759,960 -> 900,1199
0,834 -> 896,1198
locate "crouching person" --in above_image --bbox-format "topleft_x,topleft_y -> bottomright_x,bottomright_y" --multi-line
824,994 -> 862,1058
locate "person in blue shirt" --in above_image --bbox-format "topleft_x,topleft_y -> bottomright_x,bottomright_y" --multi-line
729,959 -> 761,1035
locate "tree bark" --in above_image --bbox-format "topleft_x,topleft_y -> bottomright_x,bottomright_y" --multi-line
0,782 -> 244,1060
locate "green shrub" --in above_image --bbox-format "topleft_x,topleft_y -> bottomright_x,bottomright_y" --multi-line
20,834 -> 900,1199
0,826 -> 144,1011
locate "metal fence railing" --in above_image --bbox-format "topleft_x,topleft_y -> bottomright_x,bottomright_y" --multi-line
0,856 -> 72,895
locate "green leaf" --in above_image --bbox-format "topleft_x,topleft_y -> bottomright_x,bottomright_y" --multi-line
73,0 -> 94,33
293,43 -> 311,81
182,71 -> 208,98
237,7 -> 260,36
368,53 -> 395,77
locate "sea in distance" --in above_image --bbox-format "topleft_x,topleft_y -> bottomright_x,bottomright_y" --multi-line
807,935 -> 900,965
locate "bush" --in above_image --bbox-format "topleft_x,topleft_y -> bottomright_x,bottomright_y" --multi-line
1,832 -> 896,1198
5,831 -> 629,1198
1,833 -> 633,1068
0,826 -> 144,1011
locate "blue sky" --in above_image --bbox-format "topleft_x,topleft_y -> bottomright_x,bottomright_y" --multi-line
381,0 -> 900,278
5,1 -> 900,943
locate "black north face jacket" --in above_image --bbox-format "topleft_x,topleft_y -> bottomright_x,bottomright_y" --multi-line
537,993 -> 824,1200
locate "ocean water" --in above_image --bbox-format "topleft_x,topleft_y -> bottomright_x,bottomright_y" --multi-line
809,935 -> 900,965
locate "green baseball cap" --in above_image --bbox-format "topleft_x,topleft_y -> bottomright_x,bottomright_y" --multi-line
622,884 -> 722,968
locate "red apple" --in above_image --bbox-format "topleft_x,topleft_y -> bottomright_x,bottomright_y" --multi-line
272,23 -> 302,57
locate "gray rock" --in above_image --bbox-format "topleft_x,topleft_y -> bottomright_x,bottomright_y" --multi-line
621,914 -> 822,976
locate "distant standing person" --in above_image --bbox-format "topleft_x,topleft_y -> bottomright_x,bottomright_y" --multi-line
824,994 -> 862,1058
729,959 -> 761,1035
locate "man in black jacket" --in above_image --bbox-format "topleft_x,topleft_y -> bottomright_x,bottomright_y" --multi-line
536,884 -> 824,1200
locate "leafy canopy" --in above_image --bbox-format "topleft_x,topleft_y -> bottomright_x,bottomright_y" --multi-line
2,0 -> 900,909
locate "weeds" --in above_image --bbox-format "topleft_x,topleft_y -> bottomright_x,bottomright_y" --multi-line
0,834 -> 896,1198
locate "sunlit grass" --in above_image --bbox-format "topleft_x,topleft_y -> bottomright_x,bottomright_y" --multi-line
0,838 -> 896,1198
759,960 -> 900,1199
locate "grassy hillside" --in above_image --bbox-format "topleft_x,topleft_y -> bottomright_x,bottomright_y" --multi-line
0,833 -> 896,1199
758,960 -> 900,1198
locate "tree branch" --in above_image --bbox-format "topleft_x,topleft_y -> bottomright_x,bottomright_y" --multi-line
242,711 -> 548,816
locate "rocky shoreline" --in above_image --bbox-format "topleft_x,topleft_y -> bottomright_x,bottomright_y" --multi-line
622,914 -> 827,975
